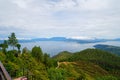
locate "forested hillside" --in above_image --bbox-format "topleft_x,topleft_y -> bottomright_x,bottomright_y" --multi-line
94,44 -> 120,56
0,33 -> 120,80
53,49 -> 120,80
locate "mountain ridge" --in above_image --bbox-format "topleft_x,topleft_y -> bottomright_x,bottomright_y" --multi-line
94,44 -> 120,56
1,37 -> 120,44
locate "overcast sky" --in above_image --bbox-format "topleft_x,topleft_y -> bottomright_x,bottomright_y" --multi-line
0,0 -> 120,39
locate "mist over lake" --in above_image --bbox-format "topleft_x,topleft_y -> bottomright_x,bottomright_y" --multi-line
20,41 -> 120,56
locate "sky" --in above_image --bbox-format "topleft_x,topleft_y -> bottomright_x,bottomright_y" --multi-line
0,0 -> 120,39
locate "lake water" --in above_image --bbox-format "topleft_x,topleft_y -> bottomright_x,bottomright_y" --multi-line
20,41 -> 120,56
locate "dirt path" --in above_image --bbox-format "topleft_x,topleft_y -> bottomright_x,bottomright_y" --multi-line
56,61 -> 76,69
14,76 -> 27,80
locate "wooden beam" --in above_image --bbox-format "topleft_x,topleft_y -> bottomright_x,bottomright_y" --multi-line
0,61 -> 12,80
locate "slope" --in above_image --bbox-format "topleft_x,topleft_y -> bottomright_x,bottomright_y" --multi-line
53,49 -> 120,79
57,61 -> 108,80
94,44 -> 120,56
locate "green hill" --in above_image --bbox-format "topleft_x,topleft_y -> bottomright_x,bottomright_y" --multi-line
57,61 -> 109,80
69,49 -> 120,64
52,51 -> 72,61
94,44 -> 120,56
53,49 -> 120,79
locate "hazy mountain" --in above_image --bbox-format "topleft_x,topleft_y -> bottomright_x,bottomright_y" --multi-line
94,44 -> 120,56
1,37 -> 120,44
19,37 -> 120,43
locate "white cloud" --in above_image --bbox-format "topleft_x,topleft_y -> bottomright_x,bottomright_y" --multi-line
67,36 -> 94,40
77,0 -> 109,10
0,0 -> 120,39
12,0 -> 29,9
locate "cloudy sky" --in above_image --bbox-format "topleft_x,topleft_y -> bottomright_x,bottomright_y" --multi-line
0,0 -> 120,39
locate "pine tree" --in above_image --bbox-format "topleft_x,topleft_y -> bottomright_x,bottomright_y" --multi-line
8,32 -> 18,50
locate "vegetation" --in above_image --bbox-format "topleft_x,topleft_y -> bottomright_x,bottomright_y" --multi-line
8,32 -> 18,50
0,33 -> 120,80
94,44 -> 120,56
69,49 -> 120,74
31,46 -> 43,62
53,49 -> 120,79
0,40 -> 8,54
53,51 -> 72,61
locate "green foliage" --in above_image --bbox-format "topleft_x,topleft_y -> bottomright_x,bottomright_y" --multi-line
68,49 -> 120,72
6,50 -> 17,61
53,51 -> 72,61
0,40 -> 8,53
95,76 -> 118,80
0,33 -> 50,80
47,68 -> 67,80
31,46 -> 43,62
94,44 -> 120,56
53,49 -> 120,79
43,53 -> 51,68
0,52 -> 6,61
1,32 -> 120,80
4,61 -> 20,77
56,61 -> 108,80
1,50 -> 49,79
8,32 -> 18,50
16,43 -> 21,53
20,53 -> 49,80
0,44 -> 2,50
0,47 -> 120,80
22,47 -> 29,54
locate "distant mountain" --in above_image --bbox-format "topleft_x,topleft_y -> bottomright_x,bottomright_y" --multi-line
94,44 -> 120,56
1,37 -> 120,44
18,37 -> 113,43
113,38 -> 120,41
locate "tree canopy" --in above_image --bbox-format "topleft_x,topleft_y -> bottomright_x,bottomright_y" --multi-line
31,46 -> 43,62
8,32 -> 18,50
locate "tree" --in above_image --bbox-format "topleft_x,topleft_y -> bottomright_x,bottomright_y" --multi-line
22,47 -> 29,54
8,32 -> 18,50
0,43 -> 2,50
31,46 -> 43,62
16,43 -> 21,53
43,53 -> 49,66
0,40 -> 8,53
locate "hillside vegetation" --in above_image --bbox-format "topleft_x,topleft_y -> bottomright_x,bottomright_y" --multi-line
52,51 -> 72,61
0,33 -> 120,80
94,44 -> 120,56
53,49 -> 120,80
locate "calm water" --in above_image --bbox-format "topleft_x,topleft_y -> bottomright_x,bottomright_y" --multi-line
20,41 -> 120,56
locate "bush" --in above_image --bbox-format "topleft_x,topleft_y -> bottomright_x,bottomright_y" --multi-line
96,76 -> 118,80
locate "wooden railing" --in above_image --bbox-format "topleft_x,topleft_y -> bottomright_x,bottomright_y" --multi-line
0,61 -> 12,80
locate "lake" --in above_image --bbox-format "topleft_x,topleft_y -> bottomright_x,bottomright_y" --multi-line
20,41 -> 120,56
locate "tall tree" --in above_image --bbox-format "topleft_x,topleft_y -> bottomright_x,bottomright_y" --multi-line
43,53 -> 50,67
31,46 -> 43,62
0,40 -> 8,53
22,47 -> 29,54
0,43 -> 2,50
8,32 -> 18,50
16,43 -> 21,53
